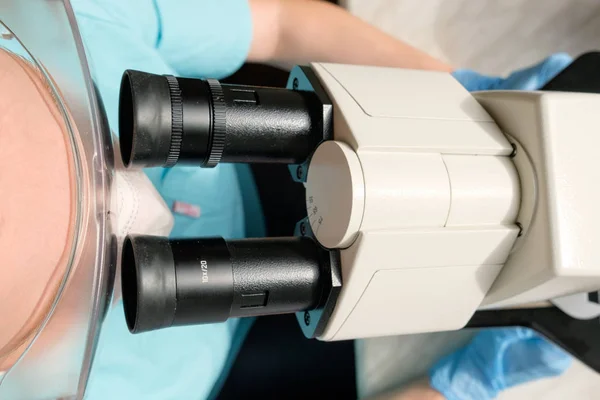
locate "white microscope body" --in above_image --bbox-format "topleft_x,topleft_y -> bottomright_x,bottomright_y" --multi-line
302,63 -> 600,341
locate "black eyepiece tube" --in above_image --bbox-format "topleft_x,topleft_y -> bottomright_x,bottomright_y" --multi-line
122,235 -> 330,334
119,70 -> 324,168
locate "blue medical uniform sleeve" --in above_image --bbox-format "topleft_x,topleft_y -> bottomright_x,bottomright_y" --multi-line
72,0 -> 254,132
154,0 -> 253,79
71,1 -> 260,399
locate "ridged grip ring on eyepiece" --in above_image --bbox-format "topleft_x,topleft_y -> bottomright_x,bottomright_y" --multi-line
205,79 -> 226,168
164,75 -> 183,167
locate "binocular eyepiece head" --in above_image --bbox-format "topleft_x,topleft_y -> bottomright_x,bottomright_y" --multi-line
117,69 -> 336,335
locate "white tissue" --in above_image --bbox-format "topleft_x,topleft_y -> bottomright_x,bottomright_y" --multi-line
110,139 -> 174,304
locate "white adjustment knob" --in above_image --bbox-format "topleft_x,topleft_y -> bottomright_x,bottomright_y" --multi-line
305,141 -> 365,249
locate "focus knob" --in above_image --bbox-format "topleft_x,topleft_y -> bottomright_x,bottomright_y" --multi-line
305,141 -> 365,249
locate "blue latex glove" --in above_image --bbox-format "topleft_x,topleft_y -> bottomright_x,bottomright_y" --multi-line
429,54 -> 574,400
71,1 -> 264,399
452,53 -> 573,91
430,328 -> 573,400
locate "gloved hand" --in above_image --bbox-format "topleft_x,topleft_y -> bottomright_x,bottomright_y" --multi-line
429,328 -> 572,400
452,52 -> 573,91
429,54 -> 575,400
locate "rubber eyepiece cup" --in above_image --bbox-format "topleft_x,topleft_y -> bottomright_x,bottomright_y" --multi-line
119,70 -> 175,168
121,235 -> 177,333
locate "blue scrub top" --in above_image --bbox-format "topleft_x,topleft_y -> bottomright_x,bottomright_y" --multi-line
71,1 -> 264,398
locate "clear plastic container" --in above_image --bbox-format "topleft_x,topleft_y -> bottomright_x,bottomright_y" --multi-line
0,1 -> 114,398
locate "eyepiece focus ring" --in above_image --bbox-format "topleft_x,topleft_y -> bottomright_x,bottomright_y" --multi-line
205,79 -> 226,168
165,75 -> 183,167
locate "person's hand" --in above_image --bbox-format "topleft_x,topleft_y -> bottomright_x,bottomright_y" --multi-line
370,380 -> 445,400
452,53 -> 573,91
429,328 -> 572,400
248,0 -> 452,71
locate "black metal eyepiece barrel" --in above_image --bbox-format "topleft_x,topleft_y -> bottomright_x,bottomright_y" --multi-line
121,235 -> 330,334
118,70 -> 324,168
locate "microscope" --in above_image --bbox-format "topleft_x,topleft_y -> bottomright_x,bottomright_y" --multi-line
118,56 -> 600,370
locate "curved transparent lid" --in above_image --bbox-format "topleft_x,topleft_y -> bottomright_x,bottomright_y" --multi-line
0,1 -> 114,398
0,18 -> 84,369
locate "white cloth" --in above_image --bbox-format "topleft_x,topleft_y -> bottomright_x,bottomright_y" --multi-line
110,140 -> 174,303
